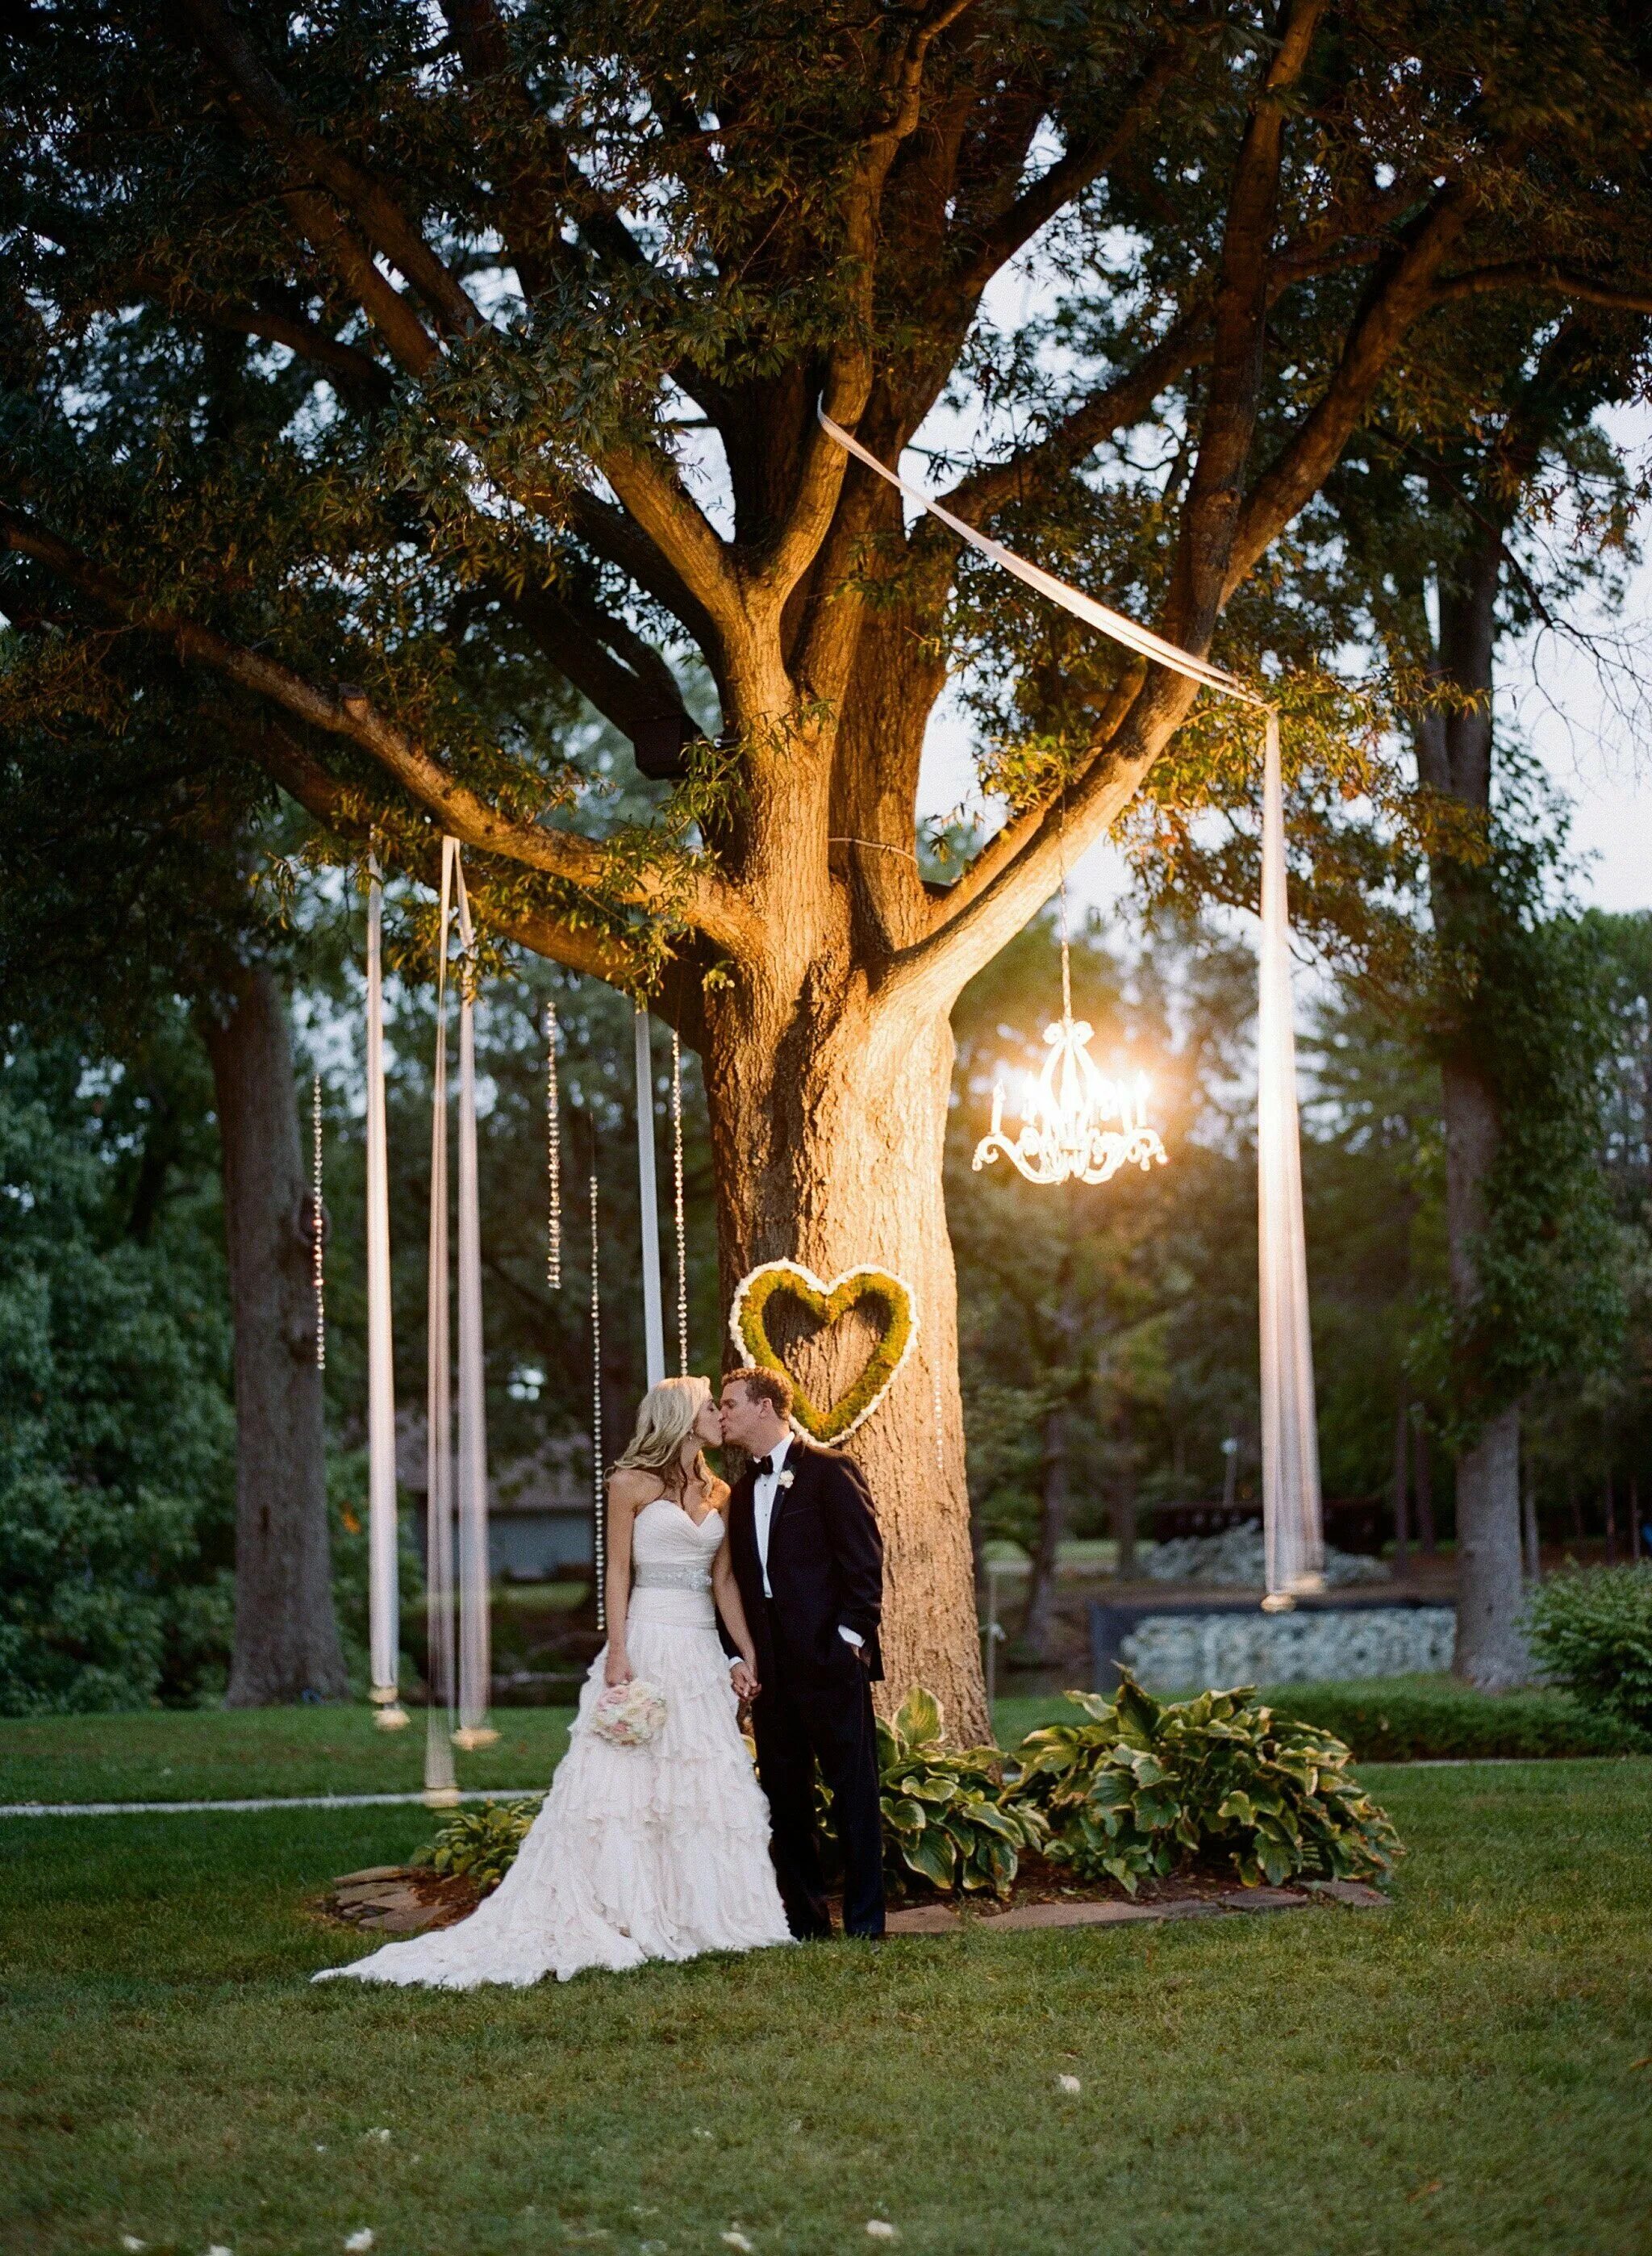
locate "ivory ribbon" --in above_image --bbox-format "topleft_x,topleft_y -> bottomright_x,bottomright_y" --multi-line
817,406 -> 1325,1599
423,841 -> 458,1799
452,855 -> 495,1746
364,862 -> 405,1723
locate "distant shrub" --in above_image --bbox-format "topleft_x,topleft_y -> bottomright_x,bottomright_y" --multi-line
1522,1567 -> 1652,1736
1272,1676 -> 1646,1761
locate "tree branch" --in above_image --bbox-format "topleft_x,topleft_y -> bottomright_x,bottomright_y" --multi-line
937,309 -> 1209,525
240,708 -> 649,988
745,0 -> 984,610
1225,179 -> 1476,595
170,0 -> 485,340
1429,262 -> 1652,317
1165,0 -> 1328,645
0,504 -> 755,954
946,44 -> 1183,303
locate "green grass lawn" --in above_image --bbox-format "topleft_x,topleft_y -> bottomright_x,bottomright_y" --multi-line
2,1758 -> 1649,2256
2,1675 -> 1631,1807
0,1705 -> 576,1807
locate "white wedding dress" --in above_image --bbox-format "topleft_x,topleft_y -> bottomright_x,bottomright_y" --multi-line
314,1498 -> 794,1987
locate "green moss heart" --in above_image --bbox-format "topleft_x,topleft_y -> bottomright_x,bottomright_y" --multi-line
728,1261 -> 918,1443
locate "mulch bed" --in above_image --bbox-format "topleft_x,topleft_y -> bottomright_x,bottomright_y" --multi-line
315,1856 -> 1388,1941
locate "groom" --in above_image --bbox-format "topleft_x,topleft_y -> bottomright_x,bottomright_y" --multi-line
718,1367 -> 886,1941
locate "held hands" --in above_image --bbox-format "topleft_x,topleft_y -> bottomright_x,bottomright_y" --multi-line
603,1647 -> 635,1690
729,1658 -> 759,1702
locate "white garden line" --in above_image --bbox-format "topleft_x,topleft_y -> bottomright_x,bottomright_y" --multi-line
0,1786 -> 547,1819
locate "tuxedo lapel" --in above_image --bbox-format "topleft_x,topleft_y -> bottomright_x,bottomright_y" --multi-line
766,1438 -> 811,1553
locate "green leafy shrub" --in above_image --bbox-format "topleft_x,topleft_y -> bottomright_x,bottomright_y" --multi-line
1522,1567 -> 1652,1735
1268,1675 -> 1646,1761
871,1687 -> 1046,1898
1007,1675 -> 1401,1893
414,1798 -> 541,1893
0,1038 -> 236,1715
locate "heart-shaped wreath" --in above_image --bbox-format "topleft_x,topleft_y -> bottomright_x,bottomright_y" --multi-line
728,1260 -> 919,1443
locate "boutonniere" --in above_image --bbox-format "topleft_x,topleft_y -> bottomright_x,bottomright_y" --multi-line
778,1469 -> 795,1491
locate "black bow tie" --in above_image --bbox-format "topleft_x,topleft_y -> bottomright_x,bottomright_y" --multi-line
755,1452 -> 781,1478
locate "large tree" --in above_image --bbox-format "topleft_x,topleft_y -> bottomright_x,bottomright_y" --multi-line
4,2 -> 1650,1735
1322,309 -> 1642,1682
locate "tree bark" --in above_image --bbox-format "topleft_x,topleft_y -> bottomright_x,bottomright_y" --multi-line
703,977 -> 989,1744
201,963 -> 349,1705
1417,519 -> 1530,1686
1453,1403 -> 1526,1687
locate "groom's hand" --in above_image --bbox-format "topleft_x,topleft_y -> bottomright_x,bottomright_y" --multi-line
729,1660 -> 759,1702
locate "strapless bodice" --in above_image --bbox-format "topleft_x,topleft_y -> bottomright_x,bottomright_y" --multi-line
627,1496 -> 724,1624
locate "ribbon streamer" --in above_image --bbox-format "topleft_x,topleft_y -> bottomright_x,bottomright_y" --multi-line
423,842 -> 458,1803
451,855 -> 497,1748
818,407 -> 1323,1600
364,863 -> 407,1727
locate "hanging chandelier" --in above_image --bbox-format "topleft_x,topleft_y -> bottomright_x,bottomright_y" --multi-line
972,882 -> 1168,1189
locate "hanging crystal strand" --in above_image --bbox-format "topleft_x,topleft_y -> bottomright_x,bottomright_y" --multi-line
423,840 -> 460,1806
590,1170 -> 606,1634
311,1075 -> 326,1369
545,999 -> 562,1290
670,1028 -> 688,1375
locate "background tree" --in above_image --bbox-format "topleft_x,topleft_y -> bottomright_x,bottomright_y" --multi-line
0,663 -> 350,1702
5,2 -> 1652,1730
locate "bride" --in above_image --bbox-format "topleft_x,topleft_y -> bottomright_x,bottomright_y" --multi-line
315,1375 -> 794,1987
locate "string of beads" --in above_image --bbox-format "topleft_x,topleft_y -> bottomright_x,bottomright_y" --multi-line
545,1000 -> 562,1289
670,1030 -> 688,1374
590,1172 -> 605,1633
311,1073 -> 326,1370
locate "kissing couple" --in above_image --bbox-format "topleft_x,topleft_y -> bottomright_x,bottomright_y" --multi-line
316,1366 -> 886,1987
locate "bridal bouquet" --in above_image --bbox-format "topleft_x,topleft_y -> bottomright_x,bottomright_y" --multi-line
591,1677 -> 668,1748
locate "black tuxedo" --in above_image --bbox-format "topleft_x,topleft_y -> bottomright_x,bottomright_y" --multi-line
726,1438 -> 886,1938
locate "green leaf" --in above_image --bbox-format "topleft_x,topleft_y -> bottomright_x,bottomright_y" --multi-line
895,1686 -> 943,1749
903,1827 -> 957,1890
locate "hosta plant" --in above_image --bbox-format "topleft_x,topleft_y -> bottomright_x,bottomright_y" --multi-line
415,1797 -> 540,1893
1007,1674 -> 1401,1894
814,1686 -> 1045,1899
875,1686 -> 1048,1898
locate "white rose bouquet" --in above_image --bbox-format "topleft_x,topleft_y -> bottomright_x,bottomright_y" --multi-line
590,1677 -> 668,1747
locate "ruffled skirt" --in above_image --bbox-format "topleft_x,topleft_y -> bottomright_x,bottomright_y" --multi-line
312,1598 -> 795,1987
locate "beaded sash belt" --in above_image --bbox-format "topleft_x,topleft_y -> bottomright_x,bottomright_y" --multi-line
632,1561 -> 712,1592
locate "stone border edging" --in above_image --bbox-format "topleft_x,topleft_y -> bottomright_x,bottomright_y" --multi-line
884,1879 -> 1389,1934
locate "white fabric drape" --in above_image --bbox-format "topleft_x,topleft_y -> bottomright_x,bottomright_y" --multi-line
1258,713 -> 1325,1598
424,842 -> 458,1799
364,862 -> 405,1723
452,856 -> 495,1746
817,406 -> 1325,1601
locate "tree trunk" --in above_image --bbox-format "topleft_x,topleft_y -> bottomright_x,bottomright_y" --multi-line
1392,1395 -> 1410,1572
201,964 -> 349,1706
1413,1419 -> 1436,1552
1419,521 -> 1529,1687
1021,1406 -> 1070,1665
1441,1053 -> 1529,1686
703,982 -> 989,1744
1453,1403 -> 1527,1687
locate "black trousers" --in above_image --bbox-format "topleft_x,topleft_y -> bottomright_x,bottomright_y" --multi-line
751,1606 -> 885,1939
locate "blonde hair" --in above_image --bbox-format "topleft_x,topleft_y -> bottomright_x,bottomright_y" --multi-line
613,1374 -> 713,1490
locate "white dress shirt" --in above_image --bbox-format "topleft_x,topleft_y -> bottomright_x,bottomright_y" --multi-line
733,1432 -> 861,1663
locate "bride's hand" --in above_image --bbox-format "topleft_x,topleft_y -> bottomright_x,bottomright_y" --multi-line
603,1648 -> 634,1689
729,1659 -> 759,1702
